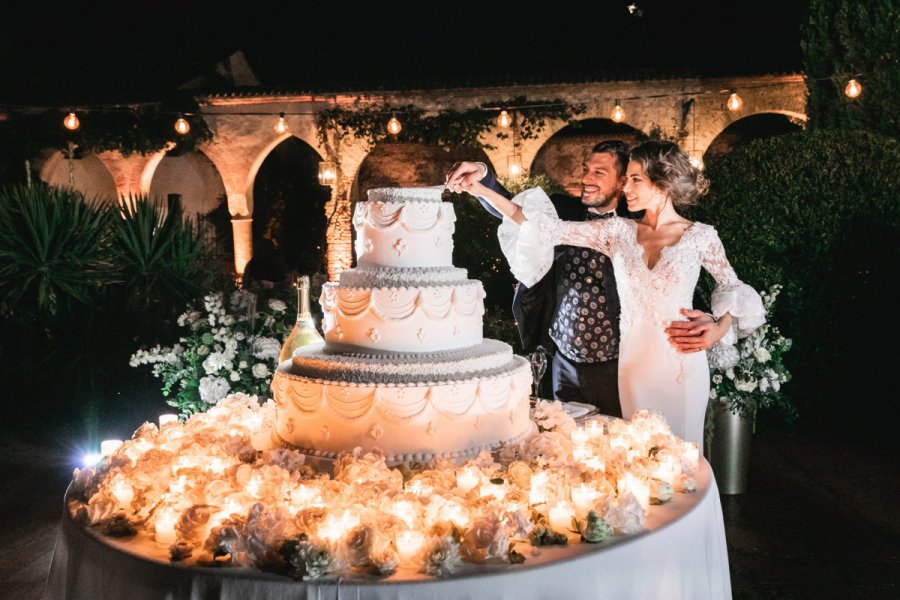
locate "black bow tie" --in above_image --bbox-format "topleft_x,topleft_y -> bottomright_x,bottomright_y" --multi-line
584,210 -> 616,221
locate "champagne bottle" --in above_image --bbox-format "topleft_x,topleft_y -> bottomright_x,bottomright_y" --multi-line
279,276 -> 324,362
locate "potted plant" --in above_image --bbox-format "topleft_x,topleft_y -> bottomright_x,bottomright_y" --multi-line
705,284 -> 796,494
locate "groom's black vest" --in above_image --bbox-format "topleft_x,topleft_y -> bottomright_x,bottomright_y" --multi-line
478,170 -> 638,362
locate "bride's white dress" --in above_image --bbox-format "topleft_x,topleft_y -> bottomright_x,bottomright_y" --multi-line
498,189 -> 765,445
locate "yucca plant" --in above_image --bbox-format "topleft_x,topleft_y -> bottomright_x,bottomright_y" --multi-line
110,195 -> 218,318
0,183 -> 114,320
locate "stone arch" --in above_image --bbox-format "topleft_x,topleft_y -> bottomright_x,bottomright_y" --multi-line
531,118 -> 645,196
146,150 -> 227,218
350,142 -> 494,202
249,135 -> 331,276
39,150 -> 118,201
704,111 -> 804,160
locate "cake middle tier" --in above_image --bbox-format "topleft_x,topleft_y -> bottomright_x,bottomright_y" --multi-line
321,268 -> 485,353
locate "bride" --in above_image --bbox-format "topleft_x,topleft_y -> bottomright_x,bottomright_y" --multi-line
465,141 -> 764,445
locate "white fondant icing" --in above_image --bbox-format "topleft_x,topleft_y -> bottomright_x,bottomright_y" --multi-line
353,201 -> 455,268
367,187 -> 446,203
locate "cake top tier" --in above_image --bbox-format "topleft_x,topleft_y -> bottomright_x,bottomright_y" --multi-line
367,186 -> 446,203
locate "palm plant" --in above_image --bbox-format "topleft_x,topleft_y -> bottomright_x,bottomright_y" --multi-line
0,183 -> 114,320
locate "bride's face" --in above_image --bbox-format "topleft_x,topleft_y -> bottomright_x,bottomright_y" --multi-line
623,161 -> 667,212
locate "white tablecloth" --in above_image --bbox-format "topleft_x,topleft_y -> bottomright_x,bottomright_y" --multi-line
44,460 -> 731,600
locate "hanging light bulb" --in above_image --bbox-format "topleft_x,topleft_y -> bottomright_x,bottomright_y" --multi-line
274,112 -> 288,134
727,92 -> 743,111
689,154 -> 704,170
63,112 -> 80,131
387,115 -> 402,135
611,99 -> 625,123
844,79 -> 862,99
174,115 -> 190,135
497,110 -> 512,128
507,154 -> 523,180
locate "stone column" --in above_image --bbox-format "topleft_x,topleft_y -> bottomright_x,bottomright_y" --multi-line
231,217 -> 253,276
324,178 -> 353,282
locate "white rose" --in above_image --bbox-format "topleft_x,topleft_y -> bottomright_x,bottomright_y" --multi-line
229,371 -> 240,382
771,379 -> 781,392
735,378 -> 758,393
709,388 -> 718,399
754,348 -> 771,363
758,378 -> 770,393
221,315 -> 235,327
197,345 -> 210,357
252,363 -> 270,379
236,332 -> 246,341
252,337 -> 282,361
239,361 -> 248,369
712,374 -> 723,384
268,299 -> 287,312
199,376 -> 230,404
725,368 -> 735,380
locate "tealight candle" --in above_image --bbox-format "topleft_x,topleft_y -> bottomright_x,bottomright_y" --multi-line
246,475 -> 262,497
406,480 -> 433,498
583,456 -> 605,472
571,427 -> 589,446
618,473 -> 651,511
572,444 -> 593,462
440,503 -> 470,528
110,478 -> 134,507
158,414 -> 178,428
388,500 -> 416,528
318,510 -> 360,542
100,439 -> 122,457
290,484 -> 317,509
651,455 -> 681,486
456,467 -> 481,493
529,471 -> 549,505
571,483 -> 600,514
479,481 -> 507,501
684,442 -> 700,471
586,420 -> 604,439
395,529 -> 425,563
548,501 -> 575,532
154,508 -> 178,545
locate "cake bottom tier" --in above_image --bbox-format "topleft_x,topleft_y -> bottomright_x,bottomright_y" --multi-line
271,355 -> 533,464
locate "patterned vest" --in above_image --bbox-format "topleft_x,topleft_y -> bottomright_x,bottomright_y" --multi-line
549,210 -> 620,363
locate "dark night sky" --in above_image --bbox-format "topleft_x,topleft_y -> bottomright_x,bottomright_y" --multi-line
0,1 -> 804,106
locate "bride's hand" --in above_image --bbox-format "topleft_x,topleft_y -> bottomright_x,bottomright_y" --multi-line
665,309 -> 733,353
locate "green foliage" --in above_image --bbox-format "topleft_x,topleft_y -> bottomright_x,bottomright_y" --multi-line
802,0 -> 900,137
687,130 -> 900,426
0,183 -> 114,318
498,172 -> 567,197
111,196 -> 218,316
316,97 -> 585,153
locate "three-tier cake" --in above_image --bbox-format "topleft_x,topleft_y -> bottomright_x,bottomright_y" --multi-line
271,187 -> 533,464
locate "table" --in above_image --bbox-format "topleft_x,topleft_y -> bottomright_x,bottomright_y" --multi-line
44,459 -> 730,599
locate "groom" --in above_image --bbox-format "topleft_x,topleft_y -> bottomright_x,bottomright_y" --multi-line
446,141 -> 718,416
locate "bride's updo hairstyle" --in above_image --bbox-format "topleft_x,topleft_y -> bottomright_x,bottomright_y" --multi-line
629,141 -> 709,207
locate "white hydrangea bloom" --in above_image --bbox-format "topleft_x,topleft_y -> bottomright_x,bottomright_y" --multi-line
268,299 -> 287,312
199,376 -> 230,404
252,363 -> 270,379
252,337 -> 281,361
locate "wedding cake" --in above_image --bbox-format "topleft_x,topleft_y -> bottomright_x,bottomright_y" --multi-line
271,187 -> 533,464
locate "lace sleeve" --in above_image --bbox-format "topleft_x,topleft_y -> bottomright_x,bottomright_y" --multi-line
496,188 -> 616,287
701,225 -> 766,344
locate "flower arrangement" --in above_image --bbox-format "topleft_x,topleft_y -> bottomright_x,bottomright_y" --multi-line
130,289 -> 295,417
708,284 -> 796,428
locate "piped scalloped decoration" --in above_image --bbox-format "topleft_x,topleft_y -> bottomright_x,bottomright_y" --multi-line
376,386 -> 430,422
354,201 -> 454,233
477,376 -> 515,413
272,373 -> 290,408
430,382 -> 479,417
323,385 -> 376,420
322,283 -> 484,322
392,239 -> 407,256
369,423 -> 384,440
285,379 -> 322,412
367,328 -> 381,342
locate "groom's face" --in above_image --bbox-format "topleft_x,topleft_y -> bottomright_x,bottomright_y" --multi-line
580,152 -> 625,209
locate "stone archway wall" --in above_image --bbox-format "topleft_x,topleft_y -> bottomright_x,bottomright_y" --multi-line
39,151 -> 118,201
72,75 -> 804,278
148,151 -> 227,218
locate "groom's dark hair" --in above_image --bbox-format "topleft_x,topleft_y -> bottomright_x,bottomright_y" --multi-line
590,140 -> 630,177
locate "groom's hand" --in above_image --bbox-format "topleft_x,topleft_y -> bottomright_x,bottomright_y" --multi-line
446,161 -> 488,193
665,309 -> 726,353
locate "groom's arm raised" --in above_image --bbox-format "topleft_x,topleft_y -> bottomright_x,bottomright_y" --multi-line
446,162 -> 513,220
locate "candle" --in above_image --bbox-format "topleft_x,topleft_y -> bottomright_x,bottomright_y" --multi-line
684,442 -> 700,471
618,473 -> 651,511
571,427 -> 589,446
440,503 -> 470,528
158,414 -> 178,428
586,420 -> 604,439
583,456 -> 605,472
572,444 -> 593,462
571,483 -> 600,513
100,439 -> 122,457
318,510 -> 359,542
246,475 -> 262,497
388,500 -> 416,528
395,529 -> 425,563
548,501 -> 575,532
110,478 -> 134,507
609,434 -> 630,452
406,480 -> 433,498
529,471 -> 549,505
651,455 -> 681,486
290,484 -> 317,509
456,467 -> 481,493
479,481 -> 508,501
154,508 -> 178,545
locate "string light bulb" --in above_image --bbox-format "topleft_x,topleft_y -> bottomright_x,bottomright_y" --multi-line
174,115 -> 190,135
844,79 -> 862,99
497,110 -> 512,128
387,116 -> 402,135
63,112 -> 80,131
689,154 -> 704,170
611,99 -> 626,123
726,92 -> 743,111
274,112 -> 288,134
507,154 -> 523,180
